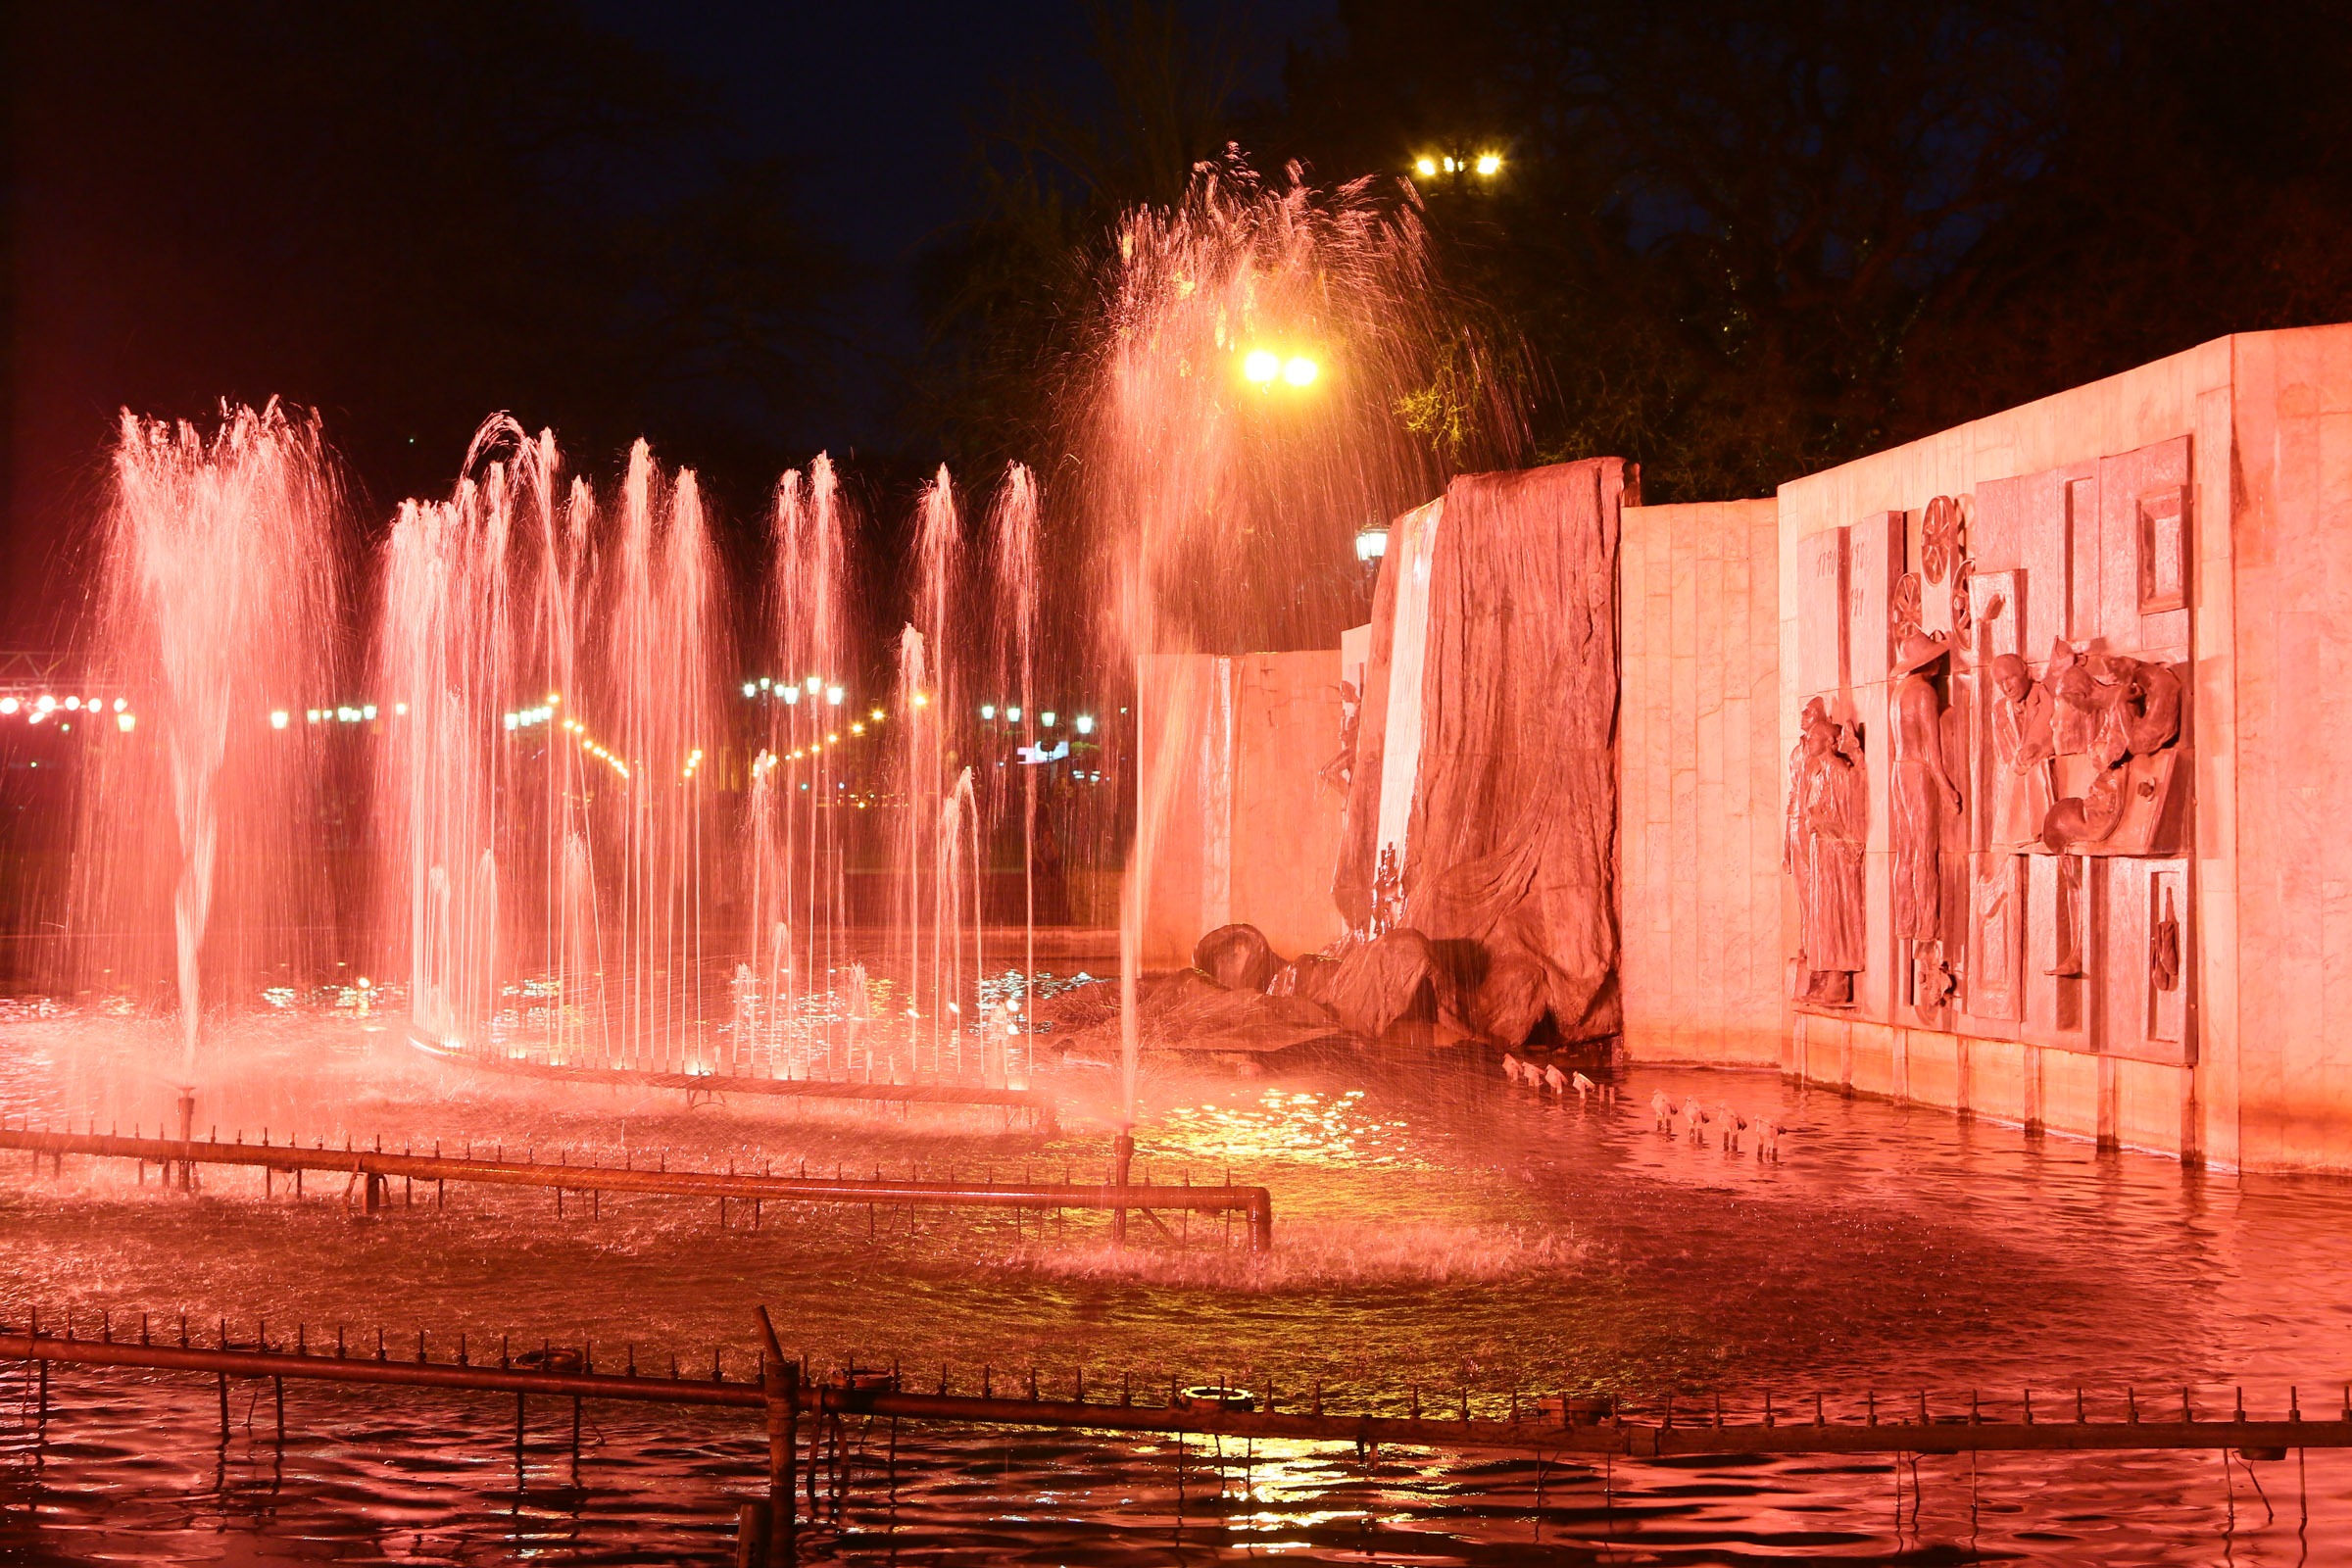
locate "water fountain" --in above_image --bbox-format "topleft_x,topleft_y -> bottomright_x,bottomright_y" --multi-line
74,401 -> 342,1073
23,157 -> 2350,1568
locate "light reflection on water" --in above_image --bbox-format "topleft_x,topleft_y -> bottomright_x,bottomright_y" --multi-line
2,1004 -> 2351,1563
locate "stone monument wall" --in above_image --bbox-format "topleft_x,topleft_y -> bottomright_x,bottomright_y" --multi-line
1135,649 -> 1349,967
1764,324 -> 2352,1173
1618,498 -> 1788,1063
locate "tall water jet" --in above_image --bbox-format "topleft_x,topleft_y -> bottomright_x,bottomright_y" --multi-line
378,417 -> 553,1050
76,401 -> 342,1070
378,421 -> 727,1069
897,469 -> 969,1057
1065,158 -> 1525,1118
602,444 -> 726,1063
759,457 -> 852,1055
986,464 -> 1042,1023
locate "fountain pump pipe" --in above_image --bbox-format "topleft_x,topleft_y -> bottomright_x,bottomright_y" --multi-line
174,1091 -> 194,1191
1110,1127 -> 1135,1248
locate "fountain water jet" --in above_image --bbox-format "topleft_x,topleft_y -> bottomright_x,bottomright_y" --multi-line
77,401 -> 342,1071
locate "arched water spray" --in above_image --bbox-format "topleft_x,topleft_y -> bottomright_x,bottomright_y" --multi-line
77,401 -> 342,1072
1068,158 -> 1525,1121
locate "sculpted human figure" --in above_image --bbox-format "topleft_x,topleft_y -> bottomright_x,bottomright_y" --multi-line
1987,652 -> 2055,852
1785,699 -> 1865,1004
2086,653 -> 2181,761
2047,639 -> 2100,757
2044,652 -> 2184,851
1890,632 -> 1962,941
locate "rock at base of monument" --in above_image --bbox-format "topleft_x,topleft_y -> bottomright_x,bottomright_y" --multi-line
1054,969 -> 1357,1057
1296,928 -> 1478,1046
1193,923 -> 1278,992
1468,947 -> 1549,1044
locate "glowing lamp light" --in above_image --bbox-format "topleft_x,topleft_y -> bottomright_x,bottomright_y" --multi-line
112,698 -> 126,713
394,702 -> 409,715
1005,705 -> 1021,722
979,704 -> 996,720
1356,527 -> 1390,562
363,705 -> 378,720
806,675 -> 823,694
1242,348 -> 1281,384
911,692 -> 930,710
1414,156 -> 1438,177
1476,153 -> 1502,175
1075,714 -> 1095,735
35,696 -> 55,714
0,699 -> 16,715
270,710 -> 290,729
850,722 -> 864,735
1443,155 -> 1458,172
742,682 -> 759,697
1041,710 -> 1056,728
1283,356 -> 1319,387
63,697 -> 79,711
869,707 -> 885,722
826,685 -> 844,706
781,685 -> 800,705
118,712 -> 136,732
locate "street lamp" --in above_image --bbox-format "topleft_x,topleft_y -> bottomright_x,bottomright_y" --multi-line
1241,347 -> 1322,391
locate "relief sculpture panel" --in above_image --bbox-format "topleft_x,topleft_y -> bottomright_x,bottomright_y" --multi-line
1788,433 -> 2194,1062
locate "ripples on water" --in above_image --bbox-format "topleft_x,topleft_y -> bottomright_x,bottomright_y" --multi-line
3,1004 -> 2351,1562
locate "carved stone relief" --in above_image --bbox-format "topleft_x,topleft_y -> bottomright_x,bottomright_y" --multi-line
1890,630 -> 1960,942
1970,854 -> 2022,1020
1791,438 -> 2194,1059
1786,697 -> 1866,1004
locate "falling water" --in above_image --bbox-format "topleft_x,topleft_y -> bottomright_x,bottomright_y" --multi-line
755,459 -> 853,1058
1067,157 -> 1525,1119
986,463 -> 1043,1038
76,401 -> 342,1071
378,420 -> 728,1069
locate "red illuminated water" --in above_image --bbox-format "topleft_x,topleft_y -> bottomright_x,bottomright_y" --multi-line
3,1006 -> 2351,1563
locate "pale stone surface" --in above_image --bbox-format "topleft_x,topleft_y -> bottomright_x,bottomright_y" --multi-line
1138,650 -> 1348,967
1618,499 -> 1788,1063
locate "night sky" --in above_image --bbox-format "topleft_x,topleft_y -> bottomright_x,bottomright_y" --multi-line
582,0 -> 1333,430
